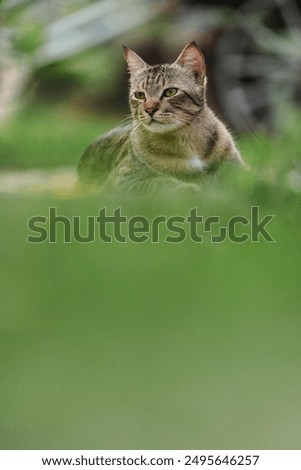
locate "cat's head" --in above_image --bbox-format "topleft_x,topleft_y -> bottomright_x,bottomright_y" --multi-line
123,42 -> 207,134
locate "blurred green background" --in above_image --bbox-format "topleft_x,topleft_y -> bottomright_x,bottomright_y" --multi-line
0,0 -> 301,450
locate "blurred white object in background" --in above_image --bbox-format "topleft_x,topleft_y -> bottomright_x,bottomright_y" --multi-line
0,28 -> 28,123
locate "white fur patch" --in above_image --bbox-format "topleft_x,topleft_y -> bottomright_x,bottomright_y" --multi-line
188,155 -> 207,171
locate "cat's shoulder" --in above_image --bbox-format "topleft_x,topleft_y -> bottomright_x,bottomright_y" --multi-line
77,124 -> 132,184
86,124 -> 132,153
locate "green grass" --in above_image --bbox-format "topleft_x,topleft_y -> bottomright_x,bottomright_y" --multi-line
0,103 -> 120,169
0,103 -> 301,449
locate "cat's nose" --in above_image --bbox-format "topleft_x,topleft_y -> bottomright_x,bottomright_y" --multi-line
145,108 -> 156,117
145,107 -> 158,117
144,100 -> 159,117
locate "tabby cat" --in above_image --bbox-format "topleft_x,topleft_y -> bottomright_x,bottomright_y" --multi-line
78,42 -> 244,192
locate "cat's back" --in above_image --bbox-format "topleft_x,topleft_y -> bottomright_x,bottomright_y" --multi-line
77,124 -> 131,184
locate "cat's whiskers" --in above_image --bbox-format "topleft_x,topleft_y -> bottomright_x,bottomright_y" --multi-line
106,117 -> 134,153
130,120 -> 144,135
112,116 -> 133,128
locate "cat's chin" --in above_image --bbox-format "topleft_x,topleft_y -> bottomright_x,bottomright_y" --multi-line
143,121 -> 179,134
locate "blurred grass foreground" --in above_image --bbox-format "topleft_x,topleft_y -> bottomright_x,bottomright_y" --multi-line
1,0 -> 301,451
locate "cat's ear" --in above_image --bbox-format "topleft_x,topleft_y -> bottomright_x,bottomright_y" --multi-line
174,42 -> 206,77
123,46 -> 148,75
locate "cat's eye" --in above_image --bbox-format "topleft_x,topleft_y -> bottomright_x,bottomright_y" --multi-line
163,88 -> 178,97
134,91 -> 145,100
